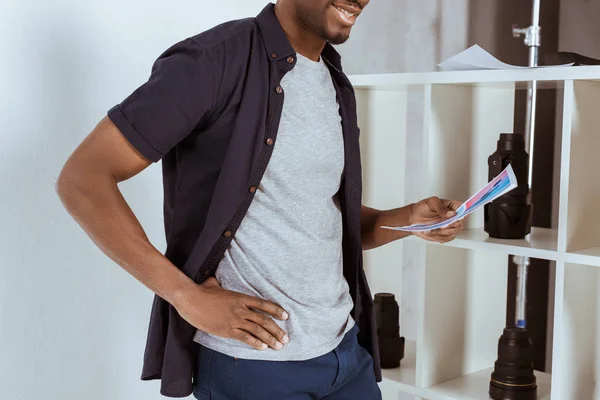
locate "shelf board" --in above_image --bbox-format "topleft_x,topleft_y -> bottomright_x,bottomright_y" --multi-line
565,247 -> 600,267
349,65 -> 600,90
379,340 -> 418,398
426,368 -> 551,400
411,227 -> 560,261
381,354 -> 552,400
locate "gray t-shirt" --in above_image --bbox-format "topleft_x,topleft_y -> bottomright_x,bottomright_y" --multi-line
193,54 -> 355,360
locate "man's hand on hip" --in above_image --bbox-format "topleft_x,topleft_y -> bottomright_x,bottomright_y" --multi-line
173,277 -> 290,351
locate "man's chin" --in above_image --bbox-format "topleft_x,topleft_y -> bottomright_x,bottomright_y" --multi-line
326,32 -> 351,45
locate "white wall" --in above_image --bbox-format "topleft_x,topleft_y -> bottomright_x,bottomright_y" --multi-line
0,1 -> 268,399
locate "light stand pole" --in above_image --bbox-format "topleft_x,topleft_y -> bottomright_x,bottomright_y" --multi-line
512,0 -> 542,330
489,2 -> 541,399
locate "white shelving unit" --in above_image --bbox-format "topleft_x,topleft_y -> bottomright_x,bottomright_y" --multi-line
351,66 -> 600,400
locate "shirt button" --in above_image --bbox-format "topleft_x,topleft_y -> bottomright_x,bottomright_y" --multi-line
287,56 -> 295,64
249,186 -> 257,193
202,270 -> 211,278
265,138 -> 274,146
271,53 -> 277,59
223,230 -> 232,238
275,86 -> 283,94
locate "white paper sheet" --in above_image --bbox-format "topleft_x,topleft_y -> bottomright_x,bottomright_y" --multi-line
438,45 -> 572,71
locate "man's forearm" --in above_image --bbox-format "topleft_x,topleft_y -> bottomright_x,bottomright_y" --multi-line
361,205 -> 414,250
56,168 -> 195,308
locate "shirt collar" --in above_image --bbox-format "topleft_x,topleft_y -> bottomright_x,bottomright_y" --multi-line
256,3 -> 344,71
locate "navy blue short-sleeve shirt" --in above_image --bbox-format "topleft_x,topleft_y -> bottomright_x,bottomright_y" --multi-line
107,4 -> 380,397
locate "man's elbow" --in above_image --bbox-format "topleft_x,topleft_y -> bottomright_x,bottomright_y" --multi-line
55,161 -> 79,207
55,156 -> 96,210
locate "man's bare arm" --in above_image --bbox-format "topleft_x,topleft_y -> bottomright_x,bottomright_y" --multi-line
56,117 -> 290,350
56,116 -> 192,303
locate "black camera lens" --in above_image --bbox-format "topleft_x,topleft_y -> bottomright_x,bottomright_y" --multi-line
485,133 -> 533,239
489,327 -> 537,400
374,293 -> 405,369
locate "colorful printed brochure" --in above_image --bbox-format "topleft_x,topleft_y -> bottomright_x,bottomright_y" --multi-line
382,164 -> 518,232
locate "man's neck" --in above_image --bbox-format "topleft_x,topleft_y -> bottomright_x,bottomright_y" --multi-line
274,2 -> 326,61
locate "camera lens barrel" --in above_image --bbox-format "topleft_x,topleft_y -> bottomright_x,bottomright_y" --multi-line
489,327 -> 537,400
374,293 -> 405,369
485,133 -> 533,239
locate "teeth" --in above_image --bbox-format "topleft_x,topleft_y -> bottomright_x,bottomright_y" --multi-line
334,5 -> 356,18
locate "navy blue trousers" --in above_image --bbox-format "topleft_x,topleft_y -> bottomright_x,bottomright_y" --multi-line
193,325 -> 382,400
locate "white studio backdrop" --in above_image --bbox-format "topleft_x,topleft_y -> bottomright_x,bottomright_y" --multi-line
0,1 -> 269,399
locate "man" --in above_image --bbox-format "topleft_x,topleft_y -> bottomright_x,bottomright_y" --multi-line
56,1 -> 463,399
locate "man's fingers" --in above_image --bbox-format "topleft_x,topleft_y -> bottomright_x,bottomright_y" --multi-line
429,218 -> 463,234
233,328 -> 268,350
427,196 -> 449,219
443,199 -> 462,212
240,321 -> 284,350
419,228 -> 460,243
245,296 -> 289,321
445,220 -> 463,229
434,226 -> 462,237
244,310 -> 289,346
427,234 -> 457,243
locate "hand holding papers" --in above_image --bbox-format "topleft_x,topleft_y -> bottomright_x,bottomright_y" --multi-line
382,165 -> 518,232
